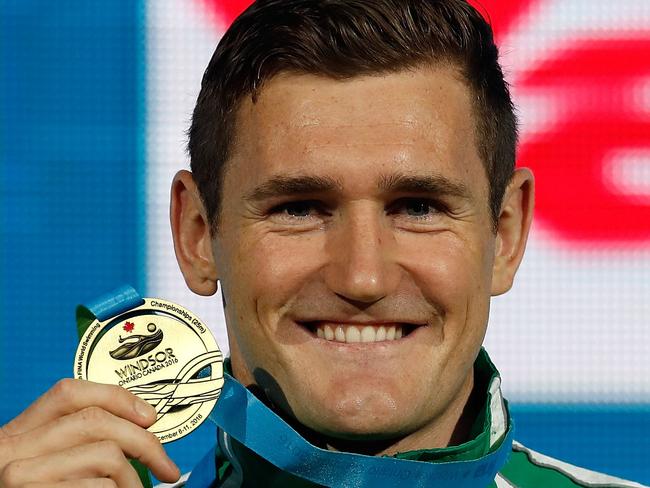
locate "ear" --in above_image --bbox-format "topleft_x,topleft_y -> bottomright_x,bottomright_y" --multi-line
491,168 -> 535,296
170,170 -> 218,296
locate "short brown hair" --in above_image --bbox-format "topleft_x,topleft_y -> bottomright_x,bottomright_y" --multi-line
189,0 -> 517,231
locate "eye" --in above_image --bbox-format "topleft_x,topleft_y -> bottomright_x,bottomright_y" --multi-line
267,200 -> 331,228
404,199 -> 434,217
389,198 -> 444,219
272,201 -> 318,218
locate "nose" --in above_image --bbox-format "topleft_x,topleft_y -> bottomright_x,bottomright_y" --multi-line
323,204 -> 400,304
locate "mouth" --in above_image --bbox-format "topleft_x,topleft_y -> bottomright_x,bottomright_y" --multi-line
301,322 -> 423,344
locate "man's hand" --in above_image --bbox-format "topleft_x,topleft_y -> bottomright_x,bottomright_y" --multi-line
0,379 -> 180,487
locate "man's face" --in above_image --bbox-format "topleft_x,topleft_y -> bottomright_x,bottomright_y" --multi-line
212,66 -> 499,444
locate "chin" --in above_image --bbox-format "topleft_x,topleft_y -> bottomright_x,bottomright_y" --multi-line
317,416 -> 410,441
295,384 -> 417,440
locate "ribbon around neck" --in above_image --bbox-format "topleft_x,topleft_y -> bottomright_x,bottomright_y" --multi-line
186,374 -> 513,488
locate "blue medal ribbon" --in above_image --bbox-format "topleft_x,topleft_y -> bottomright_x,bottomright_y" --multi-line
78,284 -> 144,322
186,374 -> 513,488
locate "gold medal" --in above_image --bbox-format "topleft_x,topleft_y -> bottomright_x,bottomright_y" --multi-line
74,298 -> 223,443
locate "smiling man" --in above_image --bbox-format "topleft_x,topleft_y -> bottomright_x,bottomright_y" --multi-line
167,0 -> 643,486
0,1 -> 646,487
175,66 -> 504,455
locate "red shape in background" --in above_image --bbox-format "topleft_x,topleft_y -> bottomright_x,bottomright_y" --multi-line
467,0 -> 540,44
518,39 -> 650,242
202,0 -> 539,41
200,0 -> 252,27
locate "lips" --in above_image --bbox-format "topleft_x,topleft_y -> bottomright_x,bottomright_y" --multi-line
302,322 -> 422,343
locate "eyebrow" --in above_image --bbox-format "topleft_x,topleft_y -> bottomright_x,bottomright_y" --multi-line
244,172 -> 472,202
378,173 -> 472,200
244,175 -> 343,201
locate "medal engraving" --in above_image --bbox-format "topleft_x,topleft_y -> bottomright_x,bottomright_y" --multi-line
74,298 -> 223,443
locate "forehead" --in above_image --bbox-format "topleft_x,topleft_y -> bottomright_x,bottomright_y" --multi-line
227,66 -> 486,195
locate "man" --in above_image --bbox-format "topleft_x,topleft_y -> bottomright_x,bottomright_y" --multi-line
0,1 -> 645,487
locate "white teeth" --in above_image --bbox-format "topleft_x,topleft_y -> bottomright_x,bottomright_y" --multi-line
360,326 -> 376,343
346,326 -> 361,343
376,326 -> 386,341
335,325 -> 346,342
315,324 -> 406,343
386,326 -> 396,340
324,325 -> 334,341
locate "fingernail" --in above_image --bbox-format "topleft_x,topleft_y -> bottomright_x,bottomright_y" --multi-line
134,398 -> 156,420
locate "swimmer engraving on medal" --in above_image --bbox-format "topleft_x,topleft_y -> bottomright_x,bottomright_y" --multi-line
109,323 -> 163,360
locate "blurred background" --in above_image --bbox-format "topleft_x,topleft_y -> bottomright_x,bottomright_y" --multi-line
1,0 -> 648,483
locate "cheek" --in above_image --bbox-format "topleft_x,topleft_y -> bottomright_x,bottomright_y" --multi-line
400,232 -> 492,324
226,231 -> 325,327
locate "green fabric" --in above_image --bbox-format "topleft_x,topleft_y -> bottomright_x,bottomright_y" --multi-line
131,461 -> 154,488
75,305 -> 154,488
74,305 -> 96,340
499,450 -> 584,488
217,459 -> 232,482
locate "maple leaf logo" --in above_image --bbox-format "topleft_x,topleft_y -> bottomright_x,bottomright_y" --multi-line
123,321 -> 135,333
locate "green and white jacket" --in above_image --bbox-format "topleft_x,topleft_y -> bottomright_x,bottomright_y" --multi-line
163,351 -> 646,488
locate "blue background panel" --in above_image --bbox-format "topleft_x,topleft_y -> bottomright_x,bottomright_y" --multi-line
511,405 -> 650,485
1,0 -> 143,417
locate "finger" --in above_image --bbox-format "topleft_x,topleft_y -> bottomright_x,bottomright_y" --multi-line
0,441 -> 141,488
22,479 -> 117,488
9,406 -> 179,483
3,379 -> 156,436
